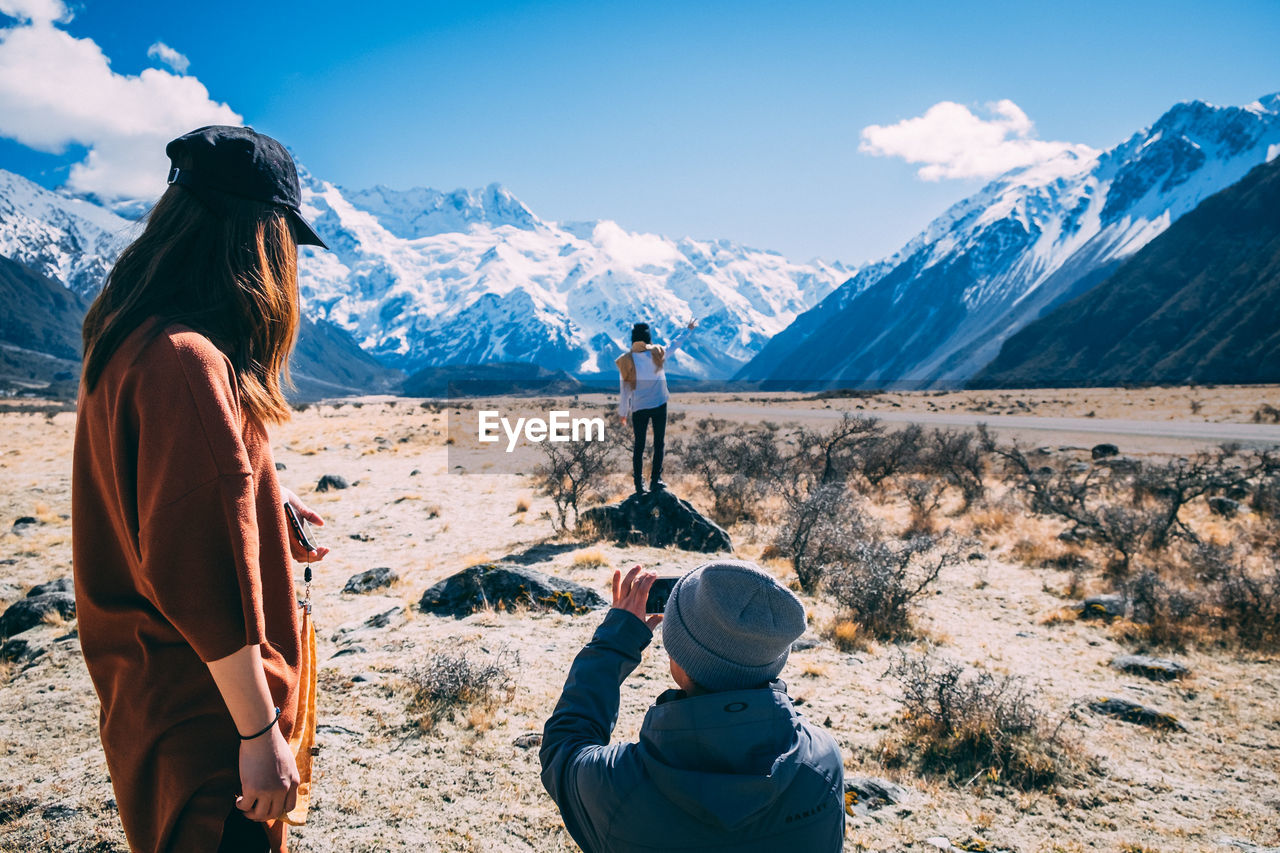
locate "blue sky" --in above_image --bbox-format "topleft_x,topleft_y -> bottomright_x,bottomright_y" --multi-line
1,0 -> 1278,262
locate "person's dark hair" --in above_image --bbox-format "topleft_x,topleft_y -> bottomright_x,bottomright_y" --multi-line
82,185 -> 300,425
631,322 -> 651,344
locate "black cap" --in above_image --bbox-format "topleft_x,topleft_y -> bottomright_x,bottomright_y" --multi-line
165,125 -> 328,249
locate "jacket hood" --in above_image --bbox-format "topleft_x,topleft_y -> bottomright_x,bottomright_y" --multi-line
636,682 -> 812,831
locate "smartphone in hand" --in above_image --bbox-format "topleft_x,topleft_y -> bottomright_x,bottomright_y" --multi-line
283,502 -> 317,552
645,576 -> 680,614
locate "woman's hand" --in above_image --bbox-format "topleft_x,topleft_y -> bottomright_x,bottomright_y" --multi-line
281,487 -> 330,563
612,565 -> 662,631
237,725 -> 300,822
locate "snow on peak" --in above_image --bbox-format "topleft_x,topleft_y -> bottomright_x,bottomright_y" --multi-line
342,182 -> 542,239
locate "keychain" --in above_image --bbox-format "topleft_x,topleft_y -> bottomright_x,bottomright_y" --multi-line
283,501 -> 317,614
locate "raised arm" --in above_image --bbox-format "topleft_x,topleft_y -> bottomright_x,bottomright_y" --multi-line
666,318 -> 698,356
540,569 -> 660,849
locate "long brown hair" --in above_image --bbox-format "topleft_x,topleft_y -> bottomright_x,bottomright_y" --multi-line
82,185 -> 300,425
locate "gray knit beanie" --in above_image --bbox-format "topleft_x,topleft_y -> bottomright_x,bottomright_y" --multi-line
662,560 -> 806,692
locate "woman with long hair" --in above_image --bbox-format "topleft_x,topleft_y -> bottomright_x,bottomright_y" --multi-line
73,126 -> 329,852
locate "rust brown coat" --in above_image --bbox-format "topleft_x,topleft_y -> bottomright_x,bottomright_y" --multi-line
72,322 -> 301,852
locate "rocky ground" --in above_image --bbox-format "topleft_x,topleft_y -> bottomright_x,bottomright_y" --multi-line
1,388 -> 1279,852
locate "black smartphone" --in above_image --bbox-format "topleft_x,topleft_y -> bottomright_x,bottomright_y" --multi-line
645,576 -> 680,614
283,502 -> 317,552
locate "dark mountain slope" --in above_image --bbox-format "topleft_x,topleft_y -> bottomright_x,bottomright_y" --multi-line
972,156 -> 1280,387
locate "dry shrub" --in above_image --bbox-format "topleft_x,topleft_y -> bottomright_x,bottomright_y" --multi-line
406,645 -> 519,729
823,534 -> 965,641
881,653 -> 1085,791
534,429 -> 621,531
772,485 -> 870,593
671,420 -> 782,525
571,549 -> 608,568
825,618 -> 865,652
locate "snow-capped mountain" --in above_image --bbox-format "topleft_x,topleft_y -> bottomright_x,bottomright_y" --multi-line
0,170 -> 135,296
295,176 -> 854,378
738,93 -> 1280,387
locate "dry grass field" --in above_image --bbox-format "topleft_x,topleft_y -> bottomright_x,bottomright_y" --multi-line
1,386 -> 1279,852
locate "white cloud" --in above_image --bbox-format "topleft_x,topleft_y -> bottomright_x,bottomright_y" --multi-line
0,0 -> 69,24
0,13 -> 240,200
147,41 -> 189,74
860,99 -> 1097,181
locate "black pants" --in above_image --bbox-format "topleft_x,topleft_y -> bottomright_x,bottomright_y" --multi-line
631,403 -> 667,490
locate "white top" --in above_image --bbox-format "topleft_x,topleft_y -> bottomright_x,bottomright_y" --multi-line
618,328 -> 693,416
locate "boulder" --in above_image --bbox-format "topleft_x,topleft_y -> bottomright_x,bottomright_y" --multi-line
578,489 -> 731,553
1091,443 -> 1120,460
843,776 -> 913,818
316,474 -> 350,492
10,516 -> 38,534
1078,593 -> 1127,621
1088,697 -> 1184,731
274,461 -> 287,471
1110,654 -> 1189,681
1207,496 -> 1242,518
419,563 -> 607,619
0,592 -> 75,637
343,567 -> 398,594
27,577 -> 73,597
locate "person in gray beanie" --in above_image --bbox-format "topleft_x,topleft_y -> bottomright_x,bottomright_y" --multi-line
540,562 -> 845,852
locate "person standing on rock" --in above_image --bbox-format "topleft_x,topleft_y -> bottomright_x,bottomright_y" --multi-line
540,561 -> 845,852
617,318 -> 697,495
73,126 -> 330,853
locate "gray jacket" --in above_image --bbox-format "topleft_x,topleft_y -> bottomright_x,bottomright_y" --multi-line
540,609 -> 845,851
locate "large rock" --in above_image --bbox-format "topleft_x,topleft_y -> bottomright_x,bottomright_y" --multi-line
1207,496 -> 1242,518
843,776 -> 914,818
0,592 -> 75,637
419,563 -> 607,619
343,567 -> 398,594
1091,443 -> 1120,460
316,474 -> 350,492
27,577 -> 73,597
578,489 -> 731,553
1078,593 -> 1127,621
1088,697 -> 1185,731
1111,654 -> 1189,681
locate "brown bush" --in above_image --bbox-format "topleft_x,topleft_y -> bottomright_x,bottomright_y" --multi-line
882,653 -> 1085,791
823,534 -> 965,641
406,646 -> 519,729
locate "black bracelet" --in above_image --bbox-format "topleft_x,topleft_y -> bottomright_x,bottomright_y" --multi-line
240,707 -> 281,741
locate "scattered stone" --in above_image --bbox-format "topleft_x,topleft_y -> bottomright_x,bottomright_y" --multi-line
41,804 -> 79,821
0,592 -> 76,637
1099,455 -> 1140,473
1111,654 -> 1189,681
343,567 -> 399,594
1,634 -> 45,664
11,516 -> 39,534
967,552 -> 984,561
1091,443 -> 1120,460
1067,461 -> 1091,473
316,474 -> 350,492
1078,594 -> 1127,621
1207,496 -> 1242,518
363,607 -> 402,629
843,776 -> 912,818
0,796 -> 37,825
274,461 -> 287,471
513,732 -> 543,749
350,674 -> 369,683
1058,527 -> 1091,544
348,532 -> 374,542
410,469 -> 421,476
499,542 -> 581,565
578,489 -> 731,553
27,577 -> 73,597
790,634 -> 821,652
419,563 -> 607,619
1088,697 -> 1185,731
330,646 -> 366,659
